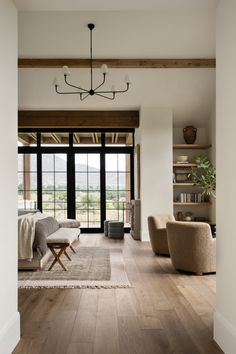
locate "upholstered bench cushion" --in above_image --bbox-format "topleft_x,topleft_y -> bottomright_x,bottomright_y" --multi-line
58,219 -> 81,228
47,228 -> 79,244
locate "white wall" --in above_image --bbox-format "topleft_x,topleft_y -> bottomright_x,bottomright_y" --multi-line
214,1 -> 236,352
139,107 -> 173,241
0,1 -> 20,353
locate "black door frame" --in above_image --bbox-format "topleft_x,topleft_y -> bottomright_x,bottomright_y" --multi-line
18,128 -> 135,233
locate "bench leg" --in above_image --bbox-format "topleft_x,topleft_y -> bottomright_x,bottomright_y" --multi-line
48,245 -> 67,271
70,245 -> 76,254
64,249 -> 72,261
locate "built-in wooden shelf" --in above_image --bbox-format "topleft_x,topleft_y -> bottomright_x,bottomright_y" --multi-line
173,163 -> 197,167
173,144 -> 212,150
173,183 -> 195,187
173,202 -> 210,206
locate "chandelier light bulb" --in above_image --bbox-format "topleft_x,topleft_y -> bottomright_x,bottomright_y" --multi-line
63,65 -> 70,76
124,74 -> 130,83
53,77 -> 59,86
101,64 -> 109,75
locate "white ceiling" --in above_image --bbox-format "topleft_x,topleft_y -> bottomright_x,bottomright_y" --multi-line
14,0 -> 218,11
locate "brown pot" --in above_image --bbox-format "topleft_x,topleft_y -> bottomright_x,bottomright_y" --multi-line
183,126 -> 197,144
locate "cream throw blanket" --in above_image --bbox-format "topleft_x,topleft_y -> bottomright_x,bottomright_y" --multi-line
18,212 -> 48,260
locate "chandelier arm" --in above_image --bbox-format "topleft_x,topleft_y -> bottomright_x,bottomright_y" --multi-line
96,83 -> 130,95
95,92 -> 115,100
80,93 -> 90,101
64,75 -> 88,92
55,85 -> 84,95
94,74 -> 106,91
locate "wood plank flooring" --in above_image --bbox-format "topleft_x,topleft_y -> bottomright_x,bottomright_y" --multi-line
14,234 -> 223,354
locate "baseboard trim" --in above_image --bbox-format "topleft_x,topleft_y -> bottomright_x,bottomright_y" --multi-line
0,312 -> 20,354
214,311 -> 236,354
141,231 -> 150,241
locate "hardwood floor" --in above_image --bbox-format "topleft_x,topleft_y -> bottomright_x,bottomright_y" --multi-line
14,234 -> 223,354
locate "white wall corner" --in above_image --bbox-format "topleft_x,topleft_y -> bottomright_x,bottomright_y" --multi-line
214,311 -> 236,354
0,312 -> 20,354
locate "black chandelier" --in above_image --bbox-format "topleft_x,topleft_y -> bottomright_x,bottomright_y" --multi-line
54,23 -> 131,101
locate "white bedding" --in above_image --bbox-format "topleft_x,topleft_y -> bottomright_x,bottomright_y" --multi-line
18,212 -> 48,260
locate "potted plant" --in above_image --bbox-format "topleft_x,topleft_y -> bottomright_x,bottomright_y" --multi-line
190,154 -> 216,198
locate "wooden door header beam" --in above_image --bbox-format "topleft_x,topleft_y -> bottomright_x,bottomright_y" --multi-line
18,110 -> 139,128
18,58 -> 216,69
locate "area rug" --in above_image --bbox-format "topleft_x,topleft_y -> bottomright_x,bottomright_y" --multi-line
18,247 -> 131,289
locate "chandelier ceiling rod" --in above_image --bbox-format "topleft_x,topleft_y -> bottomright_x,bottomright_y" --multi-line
54,23 -> 131,101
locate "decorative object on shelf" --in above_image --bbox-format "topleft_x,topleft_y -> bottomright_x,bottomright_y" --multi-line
175,168 -> 192,183
183,126 -> 197,144
176,212 -> 184,221
190,154 -> 216,198
176,155 -> 189,163
54,24 -> 131,101
184,212 -> 193,221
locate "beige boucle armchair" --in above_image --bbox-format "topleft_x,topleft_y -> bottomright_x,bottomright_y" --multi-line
147,214 -> 175,255
166,221 -> 216,275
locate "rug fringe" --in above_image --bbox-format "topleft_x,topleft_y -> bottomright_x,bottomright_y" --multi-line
19,284 -> 131,289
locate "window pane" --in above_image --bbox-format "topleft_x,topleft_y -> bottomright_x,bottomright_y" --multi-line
42,192 -> 54,202
55,154 -> 67,171
106,210 -> 119,221
106,173 -> 117,189
42,173 -> 54,190
76,191 -> 88,203
55,173 -> 67,190
76,173 -> 87,190
118,173 -> 130,190
88,154 -> 100,171
55,210 -> 68,219
106,154 -> 117,171
75,154 -> 87,171
55,191 -> 67,203
42,154 -> 54,171
88,191 -> 100,203
118,154 -> 130,171
88,173 -> 100,190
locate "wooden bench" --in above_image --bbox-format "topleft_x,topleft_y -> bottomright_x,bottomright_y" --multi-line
46,228 -> 79,271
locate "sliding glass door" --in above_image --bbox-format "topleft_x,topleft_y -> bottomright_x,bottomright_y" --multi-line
75,153 -> 101,228
18,129 -> 134,232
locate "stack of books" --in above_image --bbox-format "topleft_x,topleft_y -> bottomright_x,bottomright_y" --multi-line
178,193 -> 207,203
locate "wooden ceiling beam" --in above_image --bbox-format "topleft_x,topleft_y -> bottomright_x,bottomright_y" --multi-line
18,110 -> 139,128
18,58 -> 216,69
